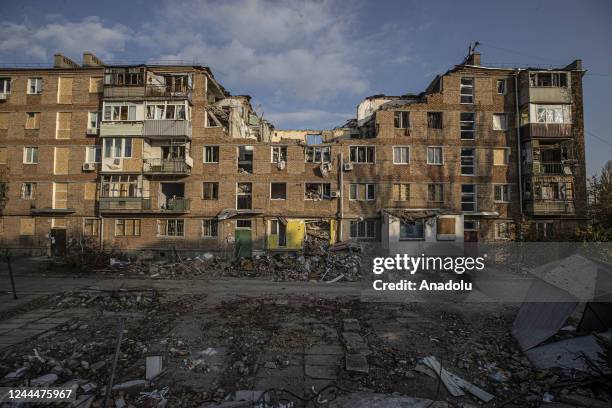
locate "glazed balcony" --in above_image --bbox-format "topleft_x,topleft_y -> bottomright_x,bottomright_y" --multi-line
143,158 -> 190,175
520,123 -> 572,140
143,120 -> 192,139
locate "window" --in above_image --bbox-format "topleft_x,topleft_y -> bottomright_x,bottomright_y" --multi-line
86,146 -> 101,163
203,182 -> 219,200
0,78 -> 11,94
461,184 -> 476,212
271,146 -> 287,163
104,67 -> 144,86
461,148 -> 475,175
145,102 -> 187,120
101,175 -> 139,198
393,183 -> 410,201
305,146 -> 331,163
428,184 -> 444,203
236,219 -> 252,229
393,146 -> 410,164
88,112 -> 99,129
23,147 -> 38,164
103,137 -> 132,158
238,145 -> 254,173
202,219 -> 218,237
350,219 -> 377,239
460,113 -> 475,140
497,79 -> 506,95
203,146 -> 219,163
115,219 -> 141,237
205,111 -> 220,127
394,111 -> 410,128
349,146 -> 375,163
25,112 -> 40,129
305,183 -> 331,200
89,77 -> 103,93
237,183 -> 252,209
495,222 -> 512,240
28,78 -> 42,94
270,183 -> 287,200
536,181 -> 572,201
493,113 -> 507,130
464,220 -> 478,231
535,222 -> 554,240
57,77 -> 73,104
529,72 -> 568,88
53,182 -> 68,209
494,184 -> 511,202
400,219 -> 425,240
427,147 -> 443,165
103,103 -> 137,121
83,218 -> 99,236
21,182 -> 36,199
427,112 -> 443,129
460,77 -> 474,103
269,220 -> 287,247
0,182 -> 6,200
493,148 -> 509,166
349,183 -> 375,201
535,105 -> 571,124
158,219 -> 185,237
56,112 -> 71,139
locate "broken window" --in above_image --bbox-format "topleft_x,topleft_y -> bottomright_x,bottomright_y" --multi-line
25,112 -> 40,129
393,183 -> 410,201
88,112 -> 100,129
101,175 -> 139,198
305,183 -> 331,200
205,111 -> 221,127
428,184 -> 444,203
535,222 -> 554,240
202,219 -> 218,237
237,183 -> 252,209
27,78 -> 42,94
0,77 -> 11,94
460,77 -> 474,104
145,102 -> 187,120
461,184 -> 476,212
393,147 -> 410,164
202,182 -> 219,200
427,112 -> 443,129
158,219 -> 185,237
494,184 -> 511,202
394,111 -> 410,129
103,137 -> 132,158
306,134 -> 323,145
536,182 -> 572,201
104,67 -> 144,86
535,105 -> 571,124
497,79 -> 506,95
349,146 -> 375,164
350,219 -> 377,239
271,146 -> 287,163
460,112 -> 475,140
83,218 -> 99,236
270,183 -> 287,200
21,182 -> 36,199
103,103 -> 137,121
305,146 -> 331,163
236,219 -> 252,228
115,219 -> 141,237
495,222 -> 512,240
493,113 -> 507,130
23,147 -> 38,164
238,146 -> 254,173
349,183 -> 375,201
400,220 -> 424,240
203,146 -> 219,163
529,72 -> 567,88
427,147 -> 443,165
460,148 -> 475,175
270,220 -> 287,247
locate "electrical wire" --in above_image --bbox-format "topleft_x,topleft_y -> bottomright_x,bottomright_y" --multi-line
586,130 -> 612,149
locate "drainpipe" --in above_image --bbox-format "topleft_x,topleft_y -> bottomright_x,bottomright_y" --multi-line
99,215 -> 104,252
514,71 -> 524,217
339,151 -> 344,241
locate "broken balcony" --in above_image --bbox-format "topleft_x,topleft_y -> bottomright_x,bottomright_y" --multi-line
159,183 -> 190,212
103,67 -> 146,99
99,197 -> 152,213
143,158 -> 190,175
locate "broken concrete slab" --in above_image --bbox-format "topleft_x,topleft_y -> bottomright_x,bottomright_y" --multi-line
345,353 -> 368,374
307,344 -> 344,355
342,332 -> 370,355
327,392 -> 448,407
305,364 -> 337,380
305,354 -> 341,366
343,318 -> 360,331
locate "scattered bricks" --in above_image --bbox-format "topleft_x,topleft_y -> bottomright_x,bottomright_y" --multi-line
343,318 -> 360,332
345,353 -> 369,374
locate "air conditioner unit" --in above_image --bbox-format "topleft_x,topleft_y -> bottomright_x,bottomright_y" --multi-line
0,93 -> 7,101
343,162 -> 353,172
86,127 -> 98,135
330,190 -> 340,198
82,162 -> 96,171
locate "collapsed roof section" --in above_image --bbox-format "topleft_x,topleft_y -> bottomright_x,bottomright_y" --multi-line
205,95 -> 274,142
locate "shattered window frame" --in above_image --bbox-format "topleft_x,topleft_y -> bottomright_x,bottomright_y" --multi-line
349,146 -> 375,164
427,183 -> 444,203
400,219 -> 425,240
394,111 -> 410,129
202,219 -> 218,238
304,183 -> 331,200
269,220 -> 287,247
203,146 -> 220,163
103,102 -> 137,122
460,112 -> 475,140
529,72 -> 568,88
305,146 -> 331,163
237,145 -> 254,173
427,112 -> 443,129
270,182 -> 287,200
202,182 -> 219,200
461,184 -> 477,212
349,183 -> 376,201
494,184 -> 511,202
496,79 -> 506,95
101,175 -> 139,198
460,148 -> 476,175
495,221 -> 512,240
27,77 -> 42,94
20,182 -> 36,199
271,146 -> 288,163
236,182 -> 252,210
460,77 -> 474,104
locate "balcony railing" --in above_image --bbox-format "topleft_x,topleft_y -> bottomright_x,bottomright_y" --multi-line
103,86 -> 146,99
160,197 -> 190,212
144,85 -> 191,99
99,197 -> 151,212
143,158 -> 190,174
532,162 -> 571,175
525,200 -> 575,215
142,120 -> 192,138
520,123 -> 572,140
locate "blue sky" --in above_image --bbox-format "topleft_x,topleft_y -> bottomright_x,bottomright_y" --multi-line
1,0 -> 611,175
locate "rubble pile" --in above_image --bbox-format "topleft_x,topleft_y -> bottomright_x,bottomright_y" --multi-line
53,288 -> 158,311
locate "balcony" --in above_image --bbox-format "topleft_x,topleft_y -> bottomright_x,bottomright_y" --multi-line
525,200 -> 575,215
144,84 -> 191,100
99,197 -> 151,213
103,86 -> 145,99
160,197 -> 190,213
143,120 -> 192,139
520,123 -> 572,140
143,158 -> 190,175
527,162 -> 572,175
100,122 -> 144,137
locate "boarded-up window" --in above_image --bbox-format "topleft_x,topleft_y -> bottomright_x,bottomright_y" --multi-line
89,77 -> 103,93
51,218 -> 66,228
493,148 -> 509,166
54,147 -> 70,174
25,112 -> 40,129
56,112 -> 71,139
0,112 -> 9,129
20,217 -> 35,235
0,147 -> 6,164
53,182 -> 68,209
437,218 -> 456,235
57,77 -> 73,104
84,182 -> 97,200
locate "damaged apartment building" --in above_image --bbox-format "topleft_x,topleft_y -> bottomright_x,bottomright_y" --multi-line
0,50 -> 587,257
